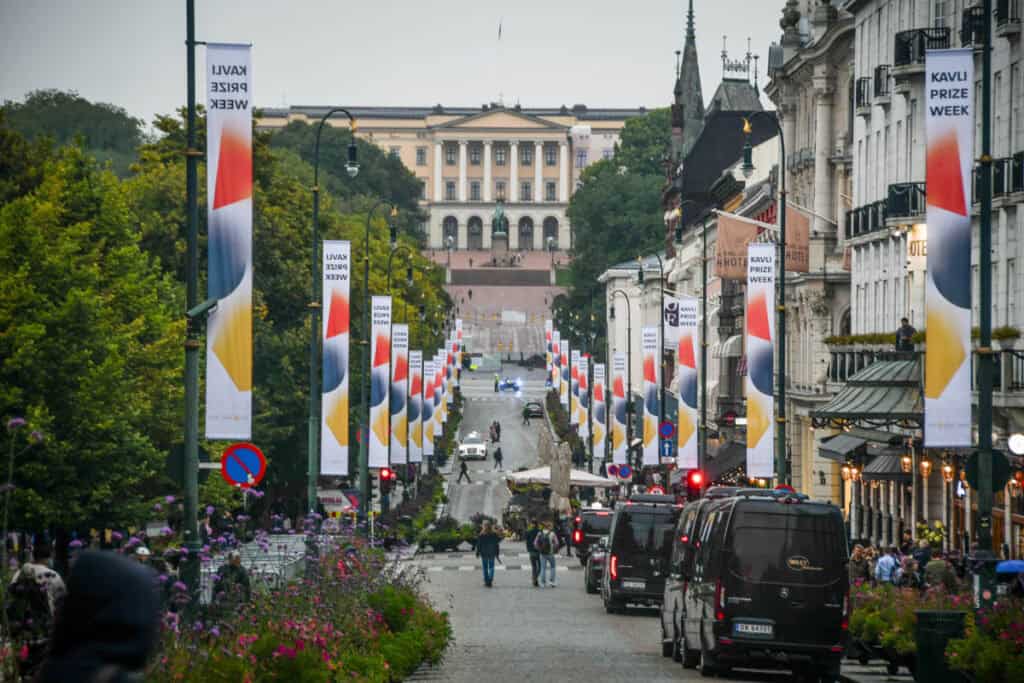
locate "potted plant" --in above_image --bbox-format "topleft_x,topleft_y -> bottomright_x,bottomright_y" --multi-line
993,326 -> 1021,350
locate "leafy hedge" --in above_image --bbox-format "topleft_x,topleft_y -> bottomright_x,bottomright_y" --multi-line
947,597 -> 1024,683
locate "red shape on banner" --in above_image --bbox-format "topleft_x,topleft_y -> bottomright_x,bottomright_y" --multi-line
613,376 -> 625,398
926,131 -> 967,216
373,334 -> 390,367
678,333 -> 696,369
325,291 -> 349,338
212,128 -> 252,209
643,355 -> 657,382
747,292 -> 771,340
393,354 -> 408,382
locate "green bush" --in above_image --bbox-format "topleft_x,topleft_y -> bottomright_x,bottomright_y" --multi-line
947,598 -> 1024,683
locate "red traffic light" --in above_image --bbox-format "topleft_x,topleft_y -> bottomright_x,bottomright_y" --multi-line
380,467 -> 394,481
687,470 -> 704,487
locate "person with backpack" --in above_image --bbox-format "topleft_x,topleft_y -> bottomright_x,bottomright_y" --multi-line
534,521 -> 560,587
493,447 -> 504,470
524,519 -> 542,587
475,521 -> 502,588
7,542 -> 66,678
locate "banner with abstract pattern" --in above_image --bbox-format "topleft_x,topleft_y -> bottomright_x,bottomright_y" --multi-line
368,296 -> 392,468
320,240 -> 350,475
570,350 -> 581,425
434,351 -> 445,428
205,43 -> 253,439
455,320 -> 463,388
592,363 -> 606,462
422,359 -> 435,458
641,327 -> 660,467
578,355 -> 590,440
745,242 -> 775,478
552,330 -> 561,394
545,320 -> 553,382
560,341 -> 571,407
611,352 -> 627,465
390,324 -> 409,465
924,48 -> 973,447
408,350 -> 423,463
676,296 -> 699,469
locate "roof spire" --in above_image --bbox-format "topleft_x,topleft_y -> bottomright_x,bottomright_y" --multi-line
686,0 -> 695,39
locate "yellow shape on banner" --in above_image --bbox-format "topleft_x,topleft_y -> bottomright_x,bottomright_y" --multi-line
677,410 -> 695,447
425,421 -> 434,441
213,303 -> 252,391
643,415 -> 656,446
372,406 -> 390,446
925,305 -> 967,399
326,394 -> 349,447
411,421 -> 422,447
611,424 -> 624,450
392,416 -> 407,444
592,425 -> 604,445
746,396 -> 771,448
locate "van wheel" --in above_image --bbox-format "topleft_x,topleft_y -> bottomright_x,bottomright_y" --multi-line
661,639 -> 673,658
585,577 -> 597,594
604,598 -> 622,614
671,631 -> 682,662
699,647 -> 717,677
681,636 -> 700,669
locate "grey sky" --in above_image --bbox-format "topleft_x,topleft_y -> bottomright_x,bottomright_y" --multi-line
1,1 -> 783,124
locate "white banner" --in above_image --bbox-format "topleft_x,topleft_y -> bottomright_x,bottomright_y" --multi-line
368,296 -> 392,468
663,296 -> 682,350
545,320 -> 553,382
390,324 -> 409,465
578,355 -> 590,440
446,338 -> 455,405
408,350 -> 423,463
552,330 -> 561,393
746,242 -> 775,478
641,326 -> 660,466
560,340 -> 571,407
434,351 -> 445,427
592,363 -> 606,462
570,349 -> 581,425
924,48 -> 974,447
422,360 -> 435,458
205,43 -> 253,440
320,241 -> 350,475
455,319 -> 463,388
676,296 -> 699,469
611,351 -> 627,465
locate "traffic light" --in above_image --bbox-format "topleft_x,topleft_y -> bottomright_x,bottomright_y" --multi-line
686,469 -> 705,500
379,468 -> 395,495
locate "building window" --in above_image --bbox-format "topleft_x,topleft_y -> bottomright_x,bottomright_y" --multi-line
933,0 -> 947,28
495,180 -> 506,200
521,181 -> 532,201
545,181 -> 556,201
576,150 -> 588,168
470,145 -> 481,165
602,149 -> 613,161
495,146 -> 507,166
521,145 -> 533,165
545,145 -> 557,166
419,180 -> 426,200
389,146 -> 401,160
416,147 -> 427,166
443,216 -> 458,245
470,181 -> 481,201
445,146 -> 456,165
445,181 -> 456,201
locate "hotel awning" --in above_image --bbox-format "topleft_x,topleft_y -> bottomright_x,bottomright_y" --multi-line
862,454 -> 912,482
811,357 -> 922,429
818,434 -> 866,462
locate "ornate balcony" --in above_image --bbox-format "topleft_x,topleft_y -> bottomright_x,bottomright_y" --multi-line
886,182 -> 926,222
893,27 -> 950,77
961,5 -> 987,46
973,153 -> 1024,203
855,77 -> 872,117
845,200 -> 887,240
873,65 -> 892,106
997,0 -> 1021,37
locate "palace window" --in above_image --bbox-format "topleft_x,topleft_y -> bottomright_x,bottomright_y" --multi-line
470,145 -> 481,165
470,181 -> 481,201
545,145 -> 557,166
495,146 -> 507,166
445,146 -> 456,165
576,150 -> 588,168
545,181 -> 557,201
389,147 -> 401,159
521,146 -> 533,165
445,181 -> 456,201
521,181 -> 532,201
495,180 -> 507,200
416,147 -> 427,166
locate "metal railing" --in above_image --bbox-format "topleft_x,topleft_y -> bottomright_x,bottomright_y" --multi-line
974,153 -> 1024,201
961,5 -> 987,46
997,0 -> 1022,28
855,77 -> 872,110
894,27 -> 951,67
887,182 -> 926,218
874,65 -> 891,97
845,199 -> 888,239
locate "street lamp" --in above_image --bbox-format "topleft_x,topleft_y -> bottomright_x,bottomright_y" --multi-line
357,201 -> 394,521
741,112 -> 788,486
636,253 -> 668,486
609,289 -> 633,472
307,107 -> 359,516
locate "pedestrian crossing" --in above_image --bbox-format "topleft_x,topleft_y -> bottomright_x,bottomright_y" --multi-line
408,551 -> 583,573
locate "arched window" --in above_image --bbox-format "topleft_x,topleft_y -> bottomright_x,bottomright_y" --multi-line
543,217 -> 559,249
442,216 -> 458,247
467,216 -> 483,250
518,217 -> 534,250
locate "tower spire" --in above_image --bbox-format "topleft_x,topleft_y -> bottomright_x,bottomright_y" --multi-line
686,0 -> 695,39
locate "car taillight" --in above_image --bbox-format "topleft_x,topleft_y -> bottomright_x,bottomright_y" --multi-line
842,594 -> 849,631
574,516 -> 581,525
679,534 -> 689,543
714,579 -> 726,621
573,530 -> 582,544
609,554 -> 618,580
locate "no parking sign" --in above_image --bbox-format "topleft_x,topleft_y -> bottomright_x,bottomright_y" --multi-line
220,442 -> 267,488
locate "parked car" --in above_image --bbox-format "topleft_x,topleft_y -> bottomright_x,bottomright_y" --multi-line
678,492 -> 848,681
498,376 -> 522,391
456,432 -> 488,460
523,401 -> 544,418
660,496 -> 718,660
585,536 -> 609,594
600,494 -> 682,613
572,505 -> 613,565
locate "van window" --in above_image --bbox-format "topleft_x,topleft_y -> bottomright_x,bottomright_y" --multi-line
614,511 -> 676,556
582,513 -> 612,535
727,510 -> 846,586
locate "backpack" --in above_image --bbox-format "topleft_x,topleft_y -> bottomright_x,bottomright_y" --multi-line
534,530 -> 555,555
6,570 -> 54,642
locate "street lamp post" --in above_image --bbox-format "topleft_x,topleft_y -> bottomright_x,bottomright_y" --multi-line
637,254 -> 669,487
358,201 -> 394,521
742,113 -> 788,486
610,289 -> 633,474
308,108 -> 359,515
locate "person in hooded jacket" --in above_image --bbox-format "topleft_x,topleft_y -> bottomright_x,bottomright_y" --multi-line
37,550 -> 160,683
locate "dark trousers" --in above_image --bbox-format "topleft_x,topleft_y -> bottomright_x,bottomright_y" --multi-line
458,470 -> 471,483
529,552 -> 541,585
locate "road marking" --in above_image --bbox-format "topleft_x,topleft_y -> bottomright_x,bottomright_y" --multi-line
413,564 -> 582,572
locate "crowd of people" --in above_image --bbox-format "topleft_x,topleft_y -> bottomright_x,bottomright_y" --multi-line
474,518 -> 563,589
848,531 -> 962,593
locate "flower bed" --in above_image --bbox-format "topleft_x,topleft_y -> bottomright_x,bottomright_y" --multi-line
947,597 -> 1024,683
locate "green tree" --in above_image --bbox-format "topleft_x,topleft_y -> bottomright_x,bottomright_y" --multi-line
613,108 -> 671,176
2,90 -> 145,176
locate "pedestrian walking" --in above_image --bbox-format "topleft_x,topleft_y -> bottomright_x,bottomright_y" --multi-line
874,546 -> 899,584
37,550 -> 160,683
475,521 -> 502,587
457,460 -> 472,484
522,406 -> 531,425
215,550 -> 252,606
493,447 -> 503,470
895,557 -> 922,589
6,542 -> 66,678
524,519 -> 542,587
494,420 -> 501,441
534,521 -> 560,587
899,528 -> 914,556
924,556 -> 958,593
848,544 -> 870,585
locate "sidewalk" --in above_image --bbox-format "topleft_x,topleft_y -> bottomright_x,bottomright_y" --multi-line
841,660 -> 914,683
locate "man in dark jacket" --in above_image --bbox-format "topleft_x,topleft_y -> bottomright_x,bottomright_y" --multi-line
895,317 -> 916,351
475,521 -> 502,587
37,550 -> 160,683
215,551 -> 251,605
524,519 -> 542,587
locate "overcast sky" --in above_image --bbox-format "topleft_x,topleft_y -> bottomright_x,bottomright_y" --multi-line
1,1 -> 783,125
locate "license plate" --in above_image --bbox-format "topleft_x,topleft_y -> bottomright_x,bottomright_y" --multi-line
622,580 -> 645,590
734,623 -> 773,637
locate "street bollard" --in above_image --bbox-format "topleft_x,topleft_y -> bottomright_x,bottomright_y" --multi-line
913,610 -> 966,683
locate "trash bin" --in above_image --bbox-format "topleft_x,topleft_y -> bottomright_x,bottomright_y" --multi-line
913,610 -> 966,683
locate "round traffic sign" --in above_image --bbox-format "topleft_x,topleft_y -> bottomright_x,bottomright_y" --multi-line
221,443 -> 266,489
607,464 -> 620,477
659,421 -> 675,440
618,465 -> 633,480
647,485 -> 666,495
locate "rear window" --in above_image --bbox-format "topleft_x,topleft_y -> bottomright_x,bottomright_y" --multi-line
613,510 -> 678,556
582,512 -> 612,535
727,508 -> 846,586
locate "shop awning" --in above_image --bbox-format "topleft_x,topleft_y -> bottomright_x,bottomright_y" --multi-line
818,434 -> 866,462
811,357 -> 922,429
706,441 -> 745,481
720,334 -> 743,358
861,454 -> 912,482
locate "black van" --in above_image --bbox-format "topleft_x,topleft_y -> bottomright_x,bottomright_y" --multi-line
679,494 -> 849,681
600,494 -> 682,613
572,505 -> 613,565
659,496 -> 716,659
